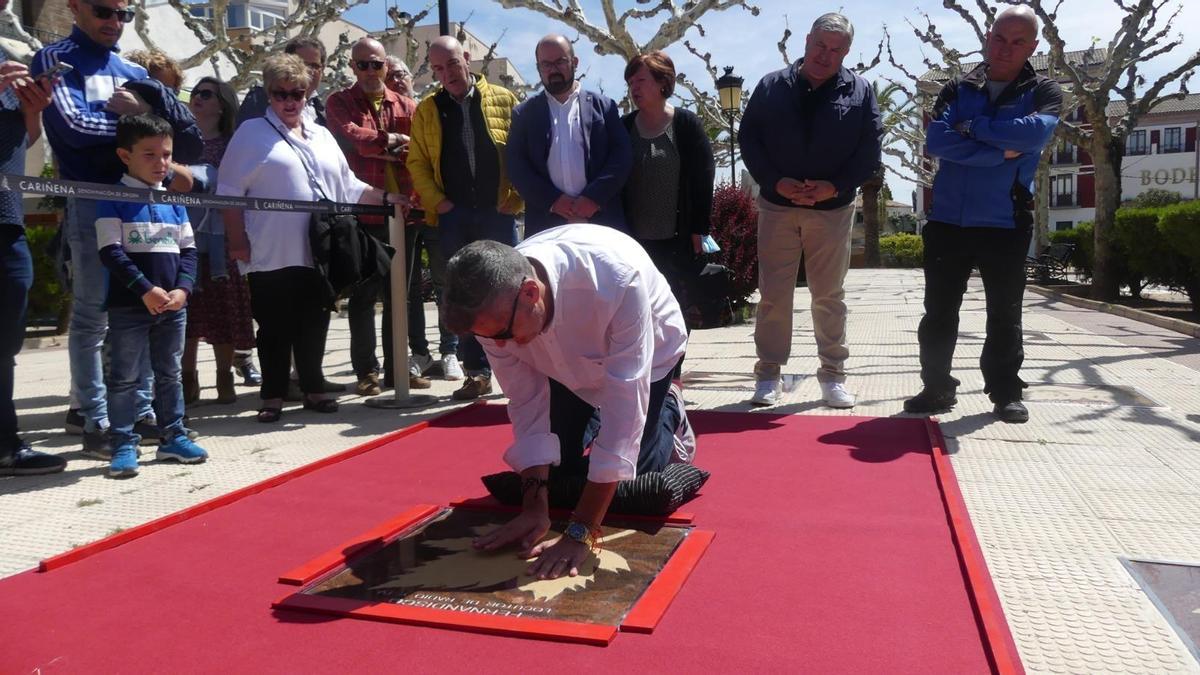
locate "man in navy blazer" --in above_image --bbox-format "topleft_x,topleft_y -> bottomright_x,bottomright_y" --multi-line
507,35 -> 632,238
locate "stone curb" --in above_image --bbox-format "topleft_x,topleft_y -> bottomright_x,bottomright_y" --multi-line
1028,284 -> 1200,338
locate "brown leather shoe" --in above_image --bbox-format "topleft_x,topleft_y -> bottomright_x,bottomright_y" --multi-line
409,372 -> 432,389
451,374 -> 492,400
356,373 -> 382,396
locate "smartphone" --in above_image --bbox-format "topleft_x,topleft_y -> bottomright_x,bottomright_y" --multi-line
35,61 -> 73,82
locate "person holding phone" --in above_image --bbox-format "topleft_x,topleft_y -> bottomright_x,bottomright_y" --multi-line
0,52 -> 64,475
31,0 -> 185,459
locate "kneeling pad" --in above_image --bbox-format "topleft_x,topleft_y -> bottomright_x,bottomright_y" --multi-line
481,463 -> 711,516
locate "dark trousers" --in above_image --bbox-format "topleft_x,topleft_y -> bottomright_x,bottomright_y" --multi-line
549,365 -> 680,481
638,236 -> 693,379
348,270 -> 393,380
0,224 -> 31,452
437,206 -> 518,376
247,267 -> 330,400
918,221 -> 1032,403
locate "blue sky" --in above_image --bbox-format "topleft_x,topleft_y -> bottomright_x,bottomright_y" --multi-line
344,0 -> 1200,202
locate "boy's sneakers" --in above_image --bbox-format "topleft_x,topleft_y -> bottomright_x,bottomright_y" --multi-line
108,445 -> 140,478
157,435 -> 209,464
750,378 -> 782,406
0,443 -> 67,476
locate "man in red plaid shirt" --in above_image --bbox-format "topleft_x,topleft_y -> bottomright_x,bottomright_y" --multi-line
326,37 -> 429,396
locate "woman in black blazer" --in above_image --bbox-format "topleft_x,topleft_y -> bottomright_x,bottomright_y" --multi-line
622,51 -> 716,377
622,51 -> 716,270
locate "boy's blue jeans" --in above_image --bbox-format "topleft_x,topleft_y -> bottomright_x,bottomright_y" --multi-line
66,197 -> 153,431
107,306 -> 187,449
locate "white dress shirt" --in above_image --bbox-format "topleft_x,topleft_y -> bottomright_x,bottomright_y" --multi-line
216,108 -> 370,274
546,86 -> 587,198
481,224 -> 688,483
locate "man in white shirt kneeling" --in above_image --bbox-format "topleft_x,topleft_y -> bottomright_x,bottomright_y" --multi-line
443,224 -> 695,581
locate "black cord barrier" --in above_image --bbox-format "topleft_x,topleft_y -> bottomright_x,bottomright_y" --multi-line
0,172 -> 392,216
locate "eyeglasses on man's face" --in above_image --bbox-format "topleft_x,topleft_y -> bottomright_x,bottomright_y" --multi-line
82,0 -> 134,23
270,89 -> 306,103
537,57 -> 571,72
355,60 -> 385,71
477,280 -> 526,341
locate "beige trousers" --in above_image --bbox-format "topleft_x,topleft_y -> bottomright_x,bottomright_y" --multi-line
753,197 -> 854,383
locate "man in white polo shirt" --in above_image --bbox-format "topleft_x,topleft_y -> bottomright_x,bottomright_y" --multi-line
442,224 -> 694,580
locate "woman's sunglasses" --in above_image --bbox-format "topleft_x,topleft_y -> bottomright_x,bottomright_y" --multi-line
192,89 -> 216,101
355,60 -> 385,71
82,0 -> 135,23
270,89 -> 306,103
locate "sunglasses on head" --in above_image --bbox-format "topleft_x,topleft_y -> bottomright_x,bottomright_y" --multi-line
191,89 -> 216,101
270,89 -> 306,103
81,0 -> 135,23
355,60 -> 385,71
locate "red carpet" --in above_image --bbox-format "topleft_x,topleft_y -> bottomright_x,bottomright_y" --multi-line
0,405 -> 1018,674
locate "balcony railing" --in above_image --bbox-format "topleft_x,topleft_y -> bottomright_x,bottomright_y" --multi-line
1051,194 -> 1077,208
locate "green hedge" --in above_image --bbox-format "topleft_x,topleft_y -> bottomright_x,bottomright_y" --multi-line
879,232 -> 923,268
1049,222 -> 1093,277
1091,202 -> 1200,306
24,224 -> 70,331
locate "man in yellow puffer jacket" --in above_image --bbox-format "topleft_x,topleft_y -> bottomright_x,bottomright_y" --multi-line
408,35 -> 523,401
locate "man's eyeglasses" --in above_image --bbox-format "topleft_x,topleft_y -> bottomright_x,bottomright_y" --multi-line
191,89 -> 216,101
478,280 -> 526,341
82,0 -> 135,23
270,89 -> 306,103
537,57 -> 571,71
355,60 -> 385,71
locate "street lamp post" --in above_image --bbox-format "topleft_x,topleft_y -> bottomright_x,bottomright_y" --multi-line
715,66 -> 744,188
439,0 -> 450,35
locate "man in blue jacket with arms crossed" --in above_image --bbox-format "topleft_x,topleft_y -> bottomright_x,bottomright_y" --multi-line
904,5 -> 1062,423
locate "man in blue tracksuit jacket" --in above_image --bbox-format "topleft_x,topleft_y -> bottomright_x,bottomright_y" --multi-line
904,5 -> 1062,423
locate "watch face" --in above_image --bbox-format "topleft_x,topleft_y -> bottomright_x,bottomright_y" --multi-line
564,522 -> 589,542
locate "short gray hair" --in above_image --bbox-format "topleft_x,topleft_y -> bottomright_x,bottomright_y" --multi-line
443,240 -> 534,334
386,55 -> 410,76
811,12 -> 854,44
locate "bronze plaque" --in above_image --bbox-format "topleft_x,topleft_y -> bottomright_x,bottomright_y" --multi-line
301,508 -> 690,626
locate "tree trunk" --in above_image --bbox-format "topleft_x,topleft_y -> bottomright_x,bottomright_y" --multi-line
1035,144 -> 1053,251
1089,132 -> 1123,301
861,168 -> 884,267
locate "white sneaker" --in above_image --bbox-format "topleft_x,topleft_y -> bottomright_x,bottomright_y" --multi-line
820,381 -> 856,409
410,352 -> 434,377
667,383 -> 696,464
750,378 -> 782,406
441,353 -> 464,381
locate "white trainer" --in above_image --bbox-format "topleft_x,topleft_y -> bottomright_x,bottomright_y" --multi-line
750,378 -> 782,406
410,352 -> 434,377
441,353 -> 465,380
820,381 -> 856,409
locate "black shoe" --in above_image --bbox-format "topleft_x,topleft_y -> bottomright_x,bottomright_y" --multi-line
0,443 -> 67,476
81,428 -> 115,460
236,361 -> 263,386
133,417 -> 199,445
903,389 -> 957,414
64,408 -> 86,435
993,400 -> 1029,424
322,379 -> 347,393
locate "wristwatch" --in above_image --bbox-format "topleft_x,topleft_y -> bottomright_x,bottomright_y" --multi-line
564,521 -> 596,550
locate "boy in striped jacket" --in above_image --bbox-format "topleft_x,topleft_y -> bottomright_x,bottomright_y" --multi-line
96,114 -> 207,477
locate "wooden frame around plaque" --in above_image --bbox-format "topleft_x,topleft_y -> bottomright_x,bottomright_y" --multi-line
271,505 -> 714,646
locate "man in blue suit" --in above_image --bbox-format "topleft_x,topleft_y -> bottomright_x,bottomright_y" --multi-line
506,35 -> 632,238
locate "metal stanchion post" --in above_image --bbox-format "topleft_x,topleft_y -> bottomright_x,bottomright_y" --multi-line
365,204 -> 438,410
